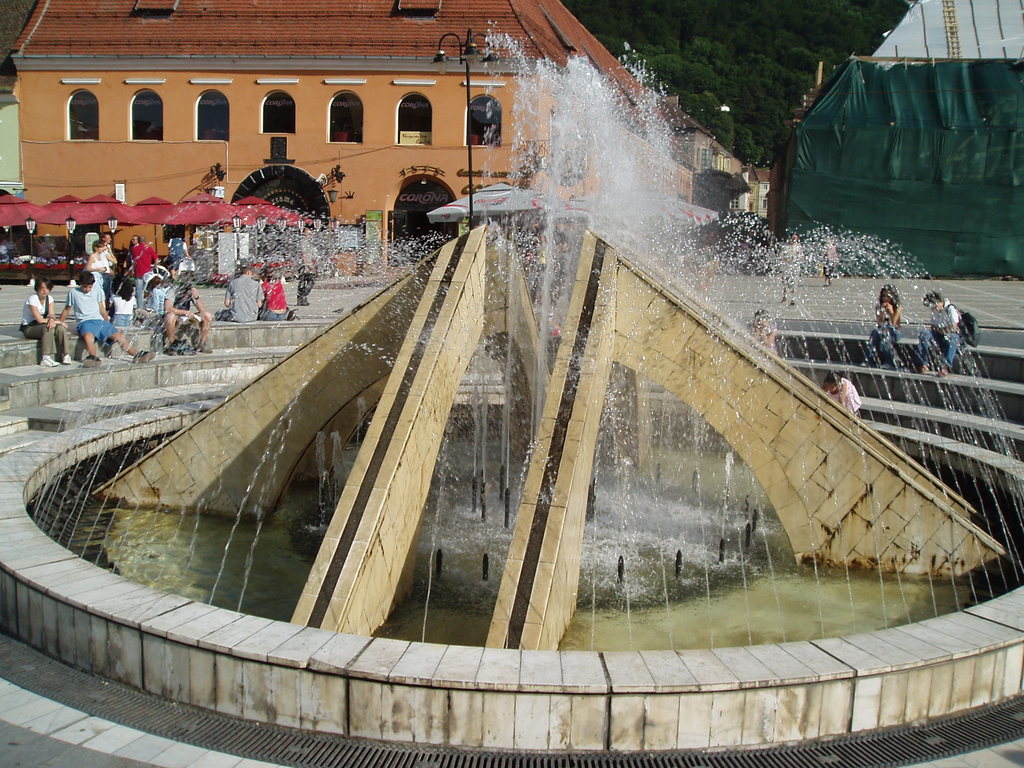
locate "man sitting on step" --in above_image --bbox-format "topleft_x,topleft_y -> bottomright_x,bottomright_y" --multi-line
58,270 -> 155,368
147,275 -> 212,355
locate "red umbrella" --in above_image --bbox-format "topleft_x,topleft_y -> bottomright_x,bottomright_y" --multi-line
229,196 -> 305,226
35,194 -> 141,226
160,193 -> 237,226
0,195 -> 47,227
129,196 -> 176,225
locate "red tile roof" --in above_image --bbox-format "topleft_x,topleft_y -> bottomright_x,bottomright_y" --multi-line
12,0 -> 637,95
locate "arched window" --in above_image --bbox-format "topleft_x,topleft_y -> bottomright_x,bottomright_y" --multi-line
329,92 -> 363,143
131,90 -> 163,141
68,90 -> 99,140
468,95 -> 502,146
397,94 -> 432,145
197,90 -> 229,141
263,91 -> 295,134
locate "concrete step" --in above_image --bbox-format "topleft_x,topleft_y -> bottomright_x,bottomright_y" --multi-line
8,382 -> 239,432
0,429 -> 56,457
0,414 -> 29,436
790,359 -> 1024,424
861,396 -> 1024,457
779,329 -> 1024,384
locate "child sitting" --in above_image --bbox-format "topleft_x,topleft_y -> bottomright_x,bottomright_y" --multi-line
111,280 -> 136,329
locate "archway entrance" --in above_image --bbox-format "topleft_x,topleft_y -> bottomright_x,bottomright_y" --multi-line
233,165 -> 329,219
391,178 -> 453,240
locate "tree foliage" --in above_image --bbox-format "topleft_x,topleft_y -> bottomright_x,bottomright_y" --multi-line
564,0 -> 906,165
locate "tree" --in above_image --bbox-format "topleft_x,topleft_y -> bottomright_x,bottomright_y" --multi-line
563,0 -> 906,162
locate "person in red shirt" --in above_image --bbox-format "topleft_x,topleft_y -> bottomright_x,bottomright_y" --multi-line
260,268 -> 294,321
131,235 -> 157,308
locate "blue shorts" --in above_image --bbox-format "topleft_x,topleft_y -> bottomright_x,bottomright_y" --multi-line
77,319 -> 120,344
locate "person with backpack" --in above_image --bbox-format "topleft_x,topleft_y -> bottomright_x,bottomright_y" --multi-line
915,290 -> 960,377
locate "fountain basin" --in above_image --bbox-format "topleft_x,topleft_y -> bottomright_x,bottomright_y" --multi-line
3,409 -> 1024,751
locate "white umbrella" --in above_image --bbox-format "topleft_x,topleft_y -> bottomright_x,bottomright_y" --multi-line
654,196 -> 719,225
563,195 -> 717,226
426,183 -> 545,223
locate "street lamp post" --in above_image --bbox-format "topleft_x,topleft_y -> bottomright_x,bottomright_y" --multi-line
433,29 -> 497,225
24,217 -> 36,287
65,216 -> 77,282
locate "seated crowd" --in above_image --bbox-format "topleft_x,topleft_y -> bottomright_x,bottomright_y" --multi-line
19,259 -> 300,367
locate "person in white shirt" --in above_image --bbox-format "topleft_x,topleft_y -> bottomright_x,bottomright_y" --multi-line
915,290 -> 960,377
20,279 -> 70,367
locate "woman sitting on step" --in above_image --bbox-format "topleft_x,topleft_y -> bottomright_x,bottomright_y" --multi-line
20,279 -> 71,367
864,284 -> 902,369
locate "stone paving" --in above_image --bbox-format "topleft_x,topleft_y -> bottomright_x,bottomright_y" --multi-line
0,269 -> 1023,766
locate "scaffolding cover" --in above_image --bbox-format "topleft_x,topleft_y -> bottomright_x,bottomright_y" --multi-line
786,59 -> 1024,276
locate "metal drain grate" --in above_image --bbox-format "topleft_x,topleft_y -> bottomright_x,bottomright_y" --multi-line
3,630 -> 1024,768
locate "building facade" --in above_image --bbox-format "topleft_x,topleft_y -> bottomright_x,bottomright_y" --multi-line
10,0 -> 639,251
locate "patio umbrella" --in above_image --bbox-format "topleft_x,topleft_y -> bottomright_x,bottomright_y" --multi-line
426,183 -> 544,223
228,196 -> 305,226
160,192 -> 237,226
0,195 -> 47,227
129,196 -> 177,225
654,196 -> 718,225
34,194 -> 141,226
561,195 -> 718,227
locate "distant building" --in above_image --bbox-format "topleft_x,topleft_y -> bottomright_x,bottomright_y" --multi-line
731,165 -> 770,218
664,97 -> 747,214
779,0 -> 1024,276
0,0 -> 35,197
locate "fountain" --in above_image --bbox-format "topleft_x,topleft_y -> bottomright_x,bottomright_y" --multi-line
3,49 -> 1024,756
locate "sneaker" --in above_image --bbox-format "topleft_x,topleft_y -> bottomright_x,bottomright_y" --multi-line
61,355 -> 72,365
40,355 -> 59,368
198,341 -> 213,354
133,351 -> 155,364
82,356 -> 102,369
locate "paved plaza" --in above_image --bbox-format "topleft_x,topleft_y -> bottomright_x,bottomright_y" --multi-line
0,267 -> 1023,766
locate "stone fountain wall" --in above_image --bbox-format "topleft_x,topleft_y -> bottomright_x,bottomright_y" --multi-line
3,362 -> 1024,751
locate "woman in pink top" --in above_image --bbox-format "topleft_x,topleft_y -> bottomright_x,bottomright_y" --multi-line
822,371 -> 861,415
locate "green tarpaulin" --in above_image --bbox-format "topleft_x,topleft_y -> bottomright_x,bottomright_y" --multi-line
785,59 -> 1024,276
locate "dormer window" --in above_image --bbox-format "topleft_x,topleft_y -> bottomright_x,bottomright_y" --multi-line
133,0 -> 179,14
396,0 -> 441,17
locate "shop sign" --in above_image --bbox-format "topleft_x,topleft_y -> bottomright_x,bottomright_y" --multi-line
397,189 -> 451,206
399,131 -> 432,145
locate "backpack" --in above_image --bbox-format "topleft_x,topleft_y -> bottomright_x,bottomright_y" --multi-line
951,305 -> 979,347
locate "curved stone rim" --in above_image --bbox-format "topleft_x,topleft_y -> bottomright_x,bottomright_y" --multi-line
2,408 -> 1024,751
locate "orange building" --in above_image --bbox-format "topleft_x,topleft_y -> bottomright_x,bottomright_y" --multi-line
11,0 -> 637,252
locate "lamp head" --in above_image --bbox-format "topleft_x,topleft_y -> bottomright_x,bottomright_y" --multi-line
256,215 -> 267,232
65,216 -> 76,234
232,214 -> 242,230
24,217 -> 36,235
433,50 -> 448,74
107,216 -> 118,234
